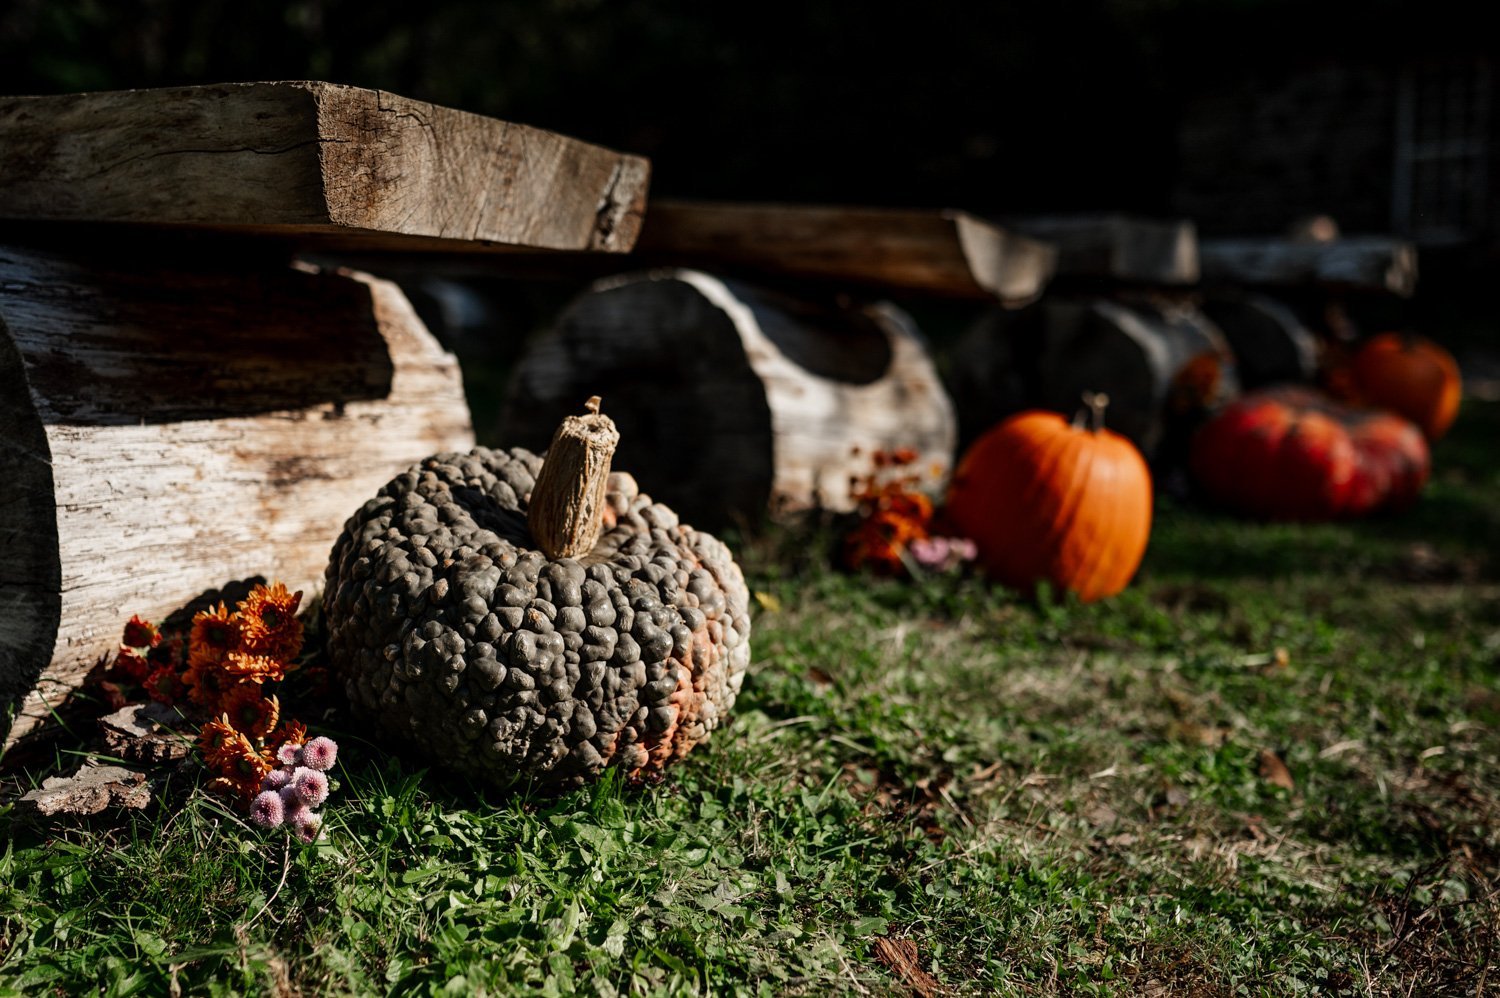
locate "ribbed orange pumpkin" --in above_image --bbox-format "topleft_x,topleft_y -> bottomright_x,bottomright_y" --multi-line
1352,333 -> 1461,442
946,394 -> 1152,602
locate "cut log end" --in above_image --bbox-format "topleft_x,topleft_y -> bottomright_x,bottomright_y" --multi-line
527,398 -> 621,559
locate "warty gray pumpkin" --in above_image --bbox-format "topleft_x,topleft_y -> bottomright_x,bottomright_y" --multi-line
322,398 -> 751,788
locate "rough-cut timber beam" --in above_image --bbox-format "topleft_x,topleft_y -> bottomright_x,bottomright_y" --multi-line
0,82 -> 649,254
1008,214 -> 1199,285
1199,236 -> 1418,297
0,241 -> 475,747
633,200 -> 1056,304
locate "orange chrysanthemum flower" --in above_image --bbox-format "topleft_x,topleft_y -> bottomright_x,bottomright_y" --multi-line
223,650 -> 286,684
112,647 -> 152,684
206,775 -> 262,804
189,603 -> 240,669
122,615 -> 160,649
236,583 -> 304,661
196,715 -> 239,761
269,718 -> 307,751
143,666 -> 186,705
223,686 -> 280,741
215,738 -> 273,788
185,659 -> 234,710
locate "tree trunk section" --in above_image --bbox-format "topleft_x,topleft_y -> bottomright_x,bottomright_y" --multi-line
0,242 -> 474,746
951,296 -> 1239,457
1201,293 -> 1320,389
501,270 -> 957,528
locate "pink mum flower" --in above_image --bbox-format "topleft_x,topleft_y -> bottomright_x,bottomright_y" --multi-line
300,736 -> 338,772
292,810 -> 324,844
249,790 -> 285,829
276,742 -> 302,767
291,767 -> 329,807
261,768 -> 292,792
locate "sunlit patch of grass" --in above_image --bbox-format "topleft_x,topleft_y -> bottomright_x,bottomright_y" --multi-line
2,402 -> 1497,995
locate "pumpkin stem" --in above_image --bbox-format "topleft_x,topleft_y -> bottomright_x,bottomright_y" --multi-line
1072,392 -> 1110,433
528,396 -> 620,559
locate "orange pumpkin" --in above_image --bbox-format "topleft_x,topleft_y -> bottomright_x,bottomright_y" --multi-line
1351,333 -> 1461,441
946,393 -> 1152,602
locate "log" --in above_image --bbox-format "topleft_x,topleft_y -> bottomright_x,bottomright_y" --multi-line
0,241 -> 474,746
1008,214 -> 1199,285
633,200 -> 1057,304
0,82 -> 650,254
1198,236 -> 1418,297
1200,294 -> 1320,389
501,270 -> 957,527
951,297 -> 1238,457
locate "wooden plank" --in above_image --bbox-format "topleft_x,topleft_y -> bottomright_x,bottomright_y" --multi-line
0,81 -> 650,254
1008,213 -> 1199,285
1199,236 -> 1418,296
633,200 -> 1056,303
0,242 -> 475,747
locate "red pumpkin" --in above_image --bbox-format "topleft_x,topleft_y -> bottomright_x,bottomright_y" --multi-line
1352,333 -> 1461,441
946,393 -> 1152,602
1190,386 -> 1429,520
1343,408 -> 1430,513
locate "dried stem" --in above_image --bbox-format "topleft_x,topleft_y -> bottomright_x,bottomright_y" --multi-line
1071,392 -> 1111,433
528,396 -> 620,559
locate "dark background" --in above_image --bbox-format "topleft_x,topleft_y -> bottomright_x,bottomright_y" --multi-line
0,0 -> 1483,218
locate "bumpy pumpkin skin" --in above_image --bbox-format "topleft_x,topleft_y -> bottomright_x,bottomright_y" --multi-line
1353,333 -> 1461,442
946,410 -> 1153,603
323,447 -> 751,789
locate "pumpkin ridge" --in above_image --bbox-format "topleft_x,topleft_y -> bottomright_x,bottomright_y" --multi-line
1010,425 -> 1092,589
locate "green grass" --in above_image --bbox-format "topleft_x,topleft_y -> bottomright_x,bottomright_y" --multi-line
3,402 -> 1498,996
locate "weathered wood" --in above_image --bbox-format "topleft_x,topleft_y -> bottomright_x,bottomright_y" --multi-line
1008,214 -> 1200,285
0,243 -> 475,746
502,270 -> 957,527
15,764 -> 151,818
100,702 -> 191,764
0,82 -> 650,254
633,200 -> 1057,304
1201,293 -> 1320,389
1198,236 -> 1418,296
951,297 -> 1238,457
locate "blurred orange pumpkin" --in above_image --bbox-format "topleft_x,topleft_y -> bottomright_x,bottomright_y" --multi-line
1351,333 -> 1461,441
946,393 -> 1152,602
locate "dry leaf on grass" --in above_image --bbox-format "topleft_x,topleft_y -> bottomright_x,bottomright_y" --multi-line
872,936 -> 941,997
1258,749 -> 1296,790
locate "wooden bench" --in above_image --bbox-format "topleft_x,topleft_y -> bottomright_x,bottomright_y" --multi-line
0,82 -> 650,746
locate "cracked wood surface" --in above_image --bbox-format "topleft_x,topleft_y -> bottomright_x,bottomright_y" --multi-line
0,242 -> 475,747
633,200 -> 1056,303
0,81 -> 649,253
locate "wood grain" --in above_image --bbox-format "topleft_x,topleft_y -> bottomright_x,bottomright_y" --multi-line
0,81 -> 650,254
1009,213 -> 1200,285
1199,236 -> 1418,296
634,200 -> 1056,303
0,243 -> 475,746
502,270 -> 957,527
